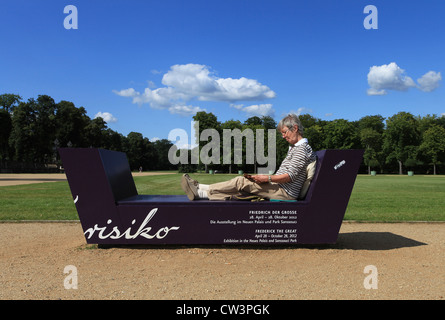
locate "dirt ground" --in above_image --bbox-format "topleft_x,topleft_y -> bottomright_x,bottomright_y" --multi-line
0,222 -> 443,300
1,174 -> 444,300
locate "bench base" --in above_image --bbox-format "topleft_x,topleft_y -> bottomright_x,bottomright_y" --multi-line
81,200 -> 340,245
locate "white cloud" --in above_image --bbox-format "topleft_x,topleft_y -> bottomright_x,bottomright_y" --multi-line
114,63 -> 276,116
417,71 -> 442,92
241,104 -> 275,117
94,111 -> 117,123
279,108 -> 313,120
230,103 -> 275,117
366,88 -> 387,96
293,107 -> 313,115
114,88 -> 138,97
229,103 -> 244,110
161,64 -> 276,102
161,64 -> 218,97
114,87 -> 186,109
212,77 -> 276,101
168,104 -> 206,117
367,62 -> 441,95
367,62 -> 416,95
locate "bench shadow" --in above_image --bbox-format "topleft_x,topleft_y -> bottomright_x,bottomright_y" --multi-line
97,232 -> 427,251
333,232 -> 427,251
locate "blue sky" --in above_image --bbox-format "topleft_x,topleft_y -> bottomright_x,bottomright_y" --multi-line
1,0 -> 444,143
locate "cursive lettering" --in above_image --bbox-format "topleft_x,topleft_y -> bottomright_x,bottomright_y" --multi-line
84,208 -> 180,240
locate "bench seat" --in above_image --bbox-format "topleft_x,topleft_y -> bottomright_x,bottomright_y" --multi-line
117,195 -> 310,205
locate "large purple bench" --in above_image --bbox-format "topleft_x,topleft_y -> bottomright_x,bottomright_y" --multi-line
59,148 -> 363,245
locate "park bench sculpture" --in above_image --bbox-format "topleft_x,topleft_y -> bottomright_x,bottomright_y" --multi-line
59,148 -> 363,245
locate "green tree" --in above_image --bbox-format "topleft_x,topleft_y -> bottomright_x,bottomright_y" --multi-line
54,100 -> 90,148
220,119 -> 243,173
259,116 -> 278,172
261,115 -> 277,129
9,95 -> 58,163
360,128 -> 383,173
358,115 -> 385,173
152,139 -> 175,170
0,109 -> 12,161
242,123 -> 263,173
192,111 -> 220,172
324,119 -> 358,149
126,132 -> 152,170
193,111 -> 220,136
417,114 -> 441,136
436,115 -> 445,130
0,93 -> 22,112
383,112 -> 420,174
299,114 -> 319,130
357,115 -> 385,133
103,129 -> 126,152
244,116 -> 278,173
84,117 -> 108,148
0,94 -> 20,162
244,116 -> 262,126
35,95 -> 57,162
419,124 -> 445,174
299,114 -> 326,151
9,99 -> 39,162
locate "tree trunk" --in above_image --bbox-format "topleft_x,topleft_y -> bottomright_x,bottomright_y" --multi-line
398,160 -> 403,175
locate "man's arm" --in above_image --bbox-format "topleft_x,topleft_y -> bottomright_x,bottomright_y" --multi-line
253,173 -> 291,184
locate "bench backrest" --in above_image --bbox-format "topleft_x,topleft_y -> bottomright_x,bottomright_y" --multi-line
98,148 -> 138,201
308,149 -> 363,204
297,149 -> 364,243
59,148 -> 137,213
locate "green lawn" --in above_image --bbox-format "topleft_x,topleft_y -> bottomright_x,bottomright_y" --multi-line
0,180 -> 76,220
1,174 -> 444,221
345,175 -> 445,221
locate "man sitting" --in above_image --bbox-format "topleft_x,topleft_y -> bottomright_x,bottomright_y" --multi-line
181,113 -> 316,201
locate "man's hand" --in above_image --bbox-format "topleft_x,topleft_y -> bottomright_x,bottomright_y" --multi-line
253,175 -> 269,184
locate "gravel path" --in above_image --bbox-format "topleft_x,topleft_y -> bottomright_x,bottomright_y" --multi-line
0,221 -> 443,300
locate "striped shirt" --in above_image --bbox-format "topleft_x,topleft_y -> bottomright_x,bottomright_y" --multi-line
275,138 -> 316,199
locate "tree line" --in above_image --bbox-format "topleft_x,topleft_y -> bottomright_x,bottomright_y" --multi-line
0,94 -> 176,172
1,93 -> 445,174
192,110 -> 445,175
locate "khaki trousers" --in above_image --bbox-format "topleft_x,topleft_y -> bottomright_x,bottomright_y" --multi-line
208,176 -> 295,201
